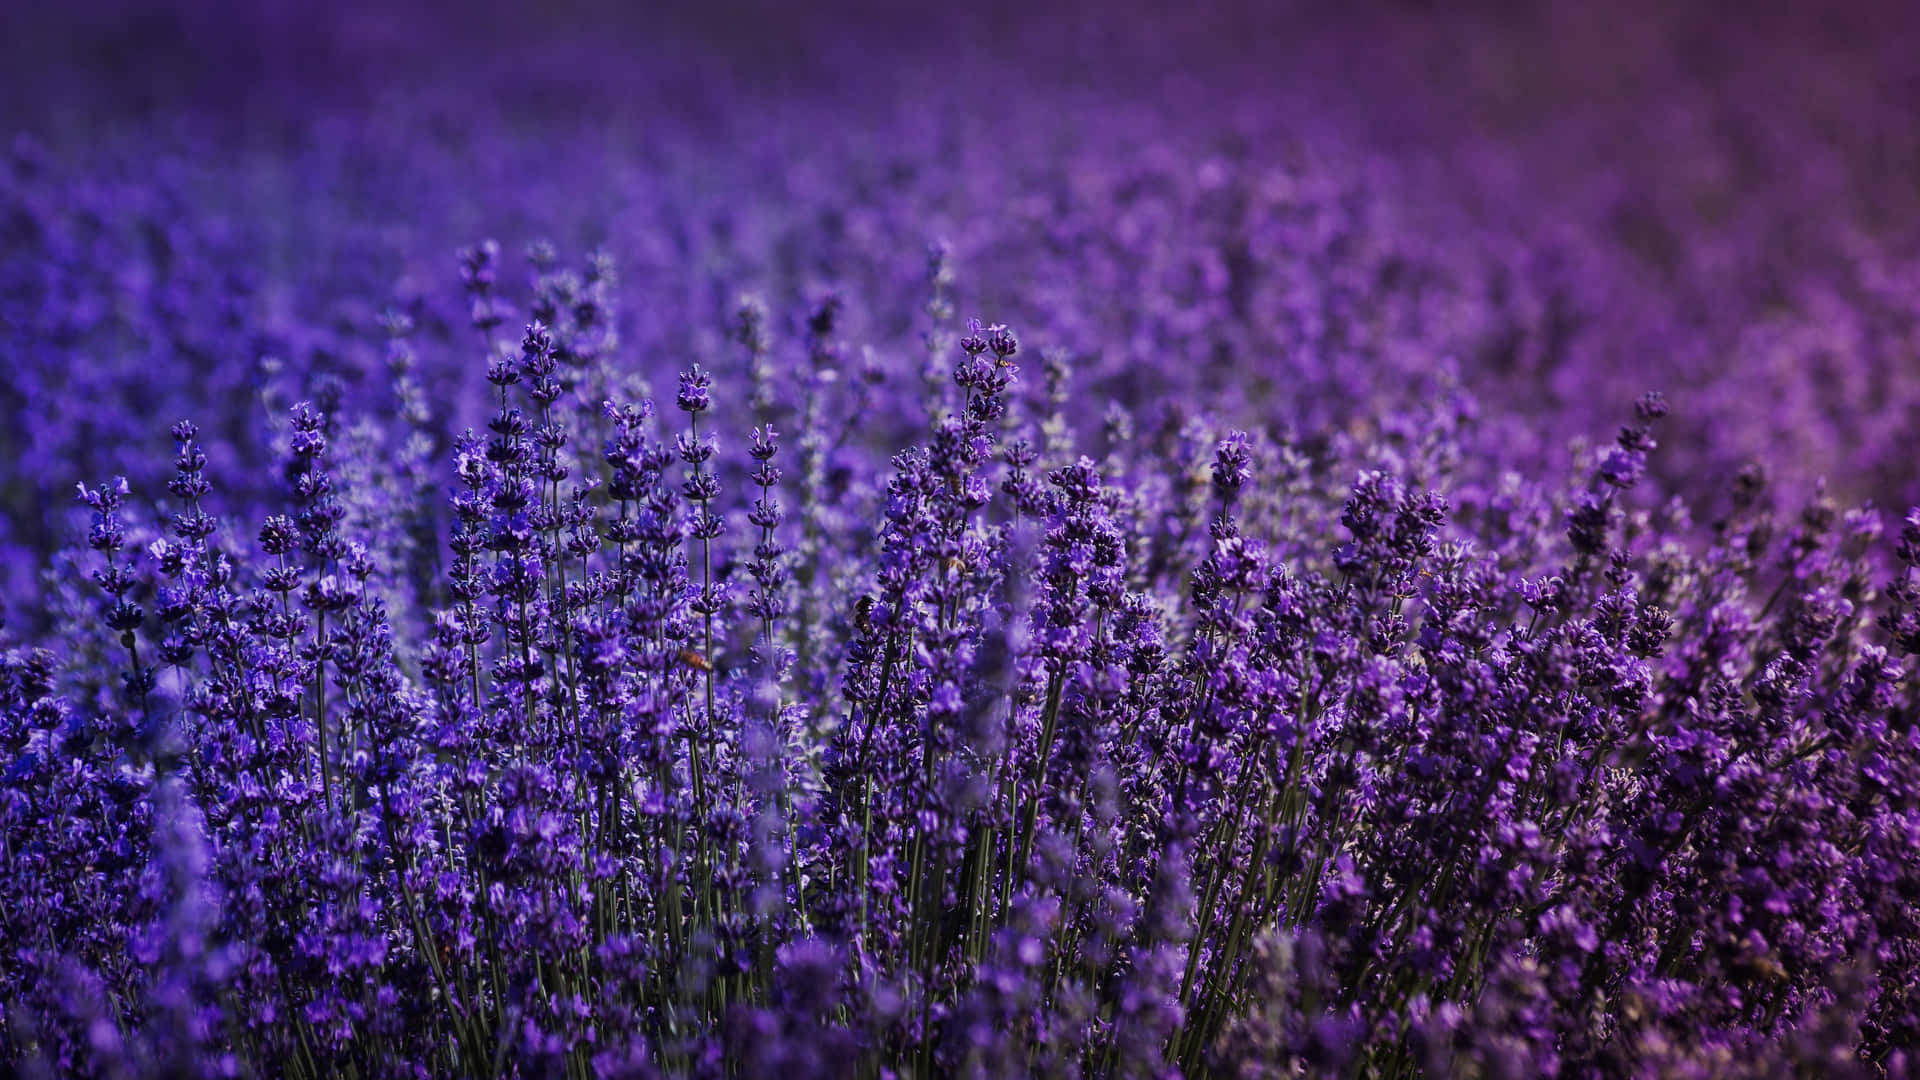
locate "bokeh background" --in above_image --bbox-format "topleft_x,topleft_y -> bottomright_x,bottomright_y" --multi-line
5,0 -> 1919,623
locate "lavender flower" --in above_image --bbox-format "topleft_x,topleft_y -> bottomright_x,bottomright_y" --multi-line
8,10 -> 1920,1074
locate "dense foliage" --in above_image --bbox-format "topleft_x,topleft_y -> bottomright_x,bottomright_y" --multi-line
5,2 -> 1920,1076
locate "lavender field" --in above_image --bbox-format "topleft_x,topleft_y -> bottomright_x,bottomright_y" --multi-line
6,1 -> 1920,1075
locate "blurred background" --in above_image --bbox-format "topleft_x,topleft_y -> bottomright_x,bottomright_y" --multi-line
4,0 -> 1919,618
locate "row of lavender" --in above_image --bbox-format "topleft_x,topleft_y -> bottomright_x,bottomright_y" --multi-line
7,230 -> 1920,1075
7,3 -> 1920,1075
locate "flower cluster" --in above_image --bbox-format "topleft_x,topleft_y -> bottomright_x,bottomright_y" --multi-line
6,250 -> 1920,1075
6,3 -> 1920,1076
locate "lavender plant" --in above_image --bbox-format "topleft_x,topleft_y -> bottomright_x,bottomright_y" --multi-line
6,248 -> 1920,1075
6,2 -> 1920,1076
